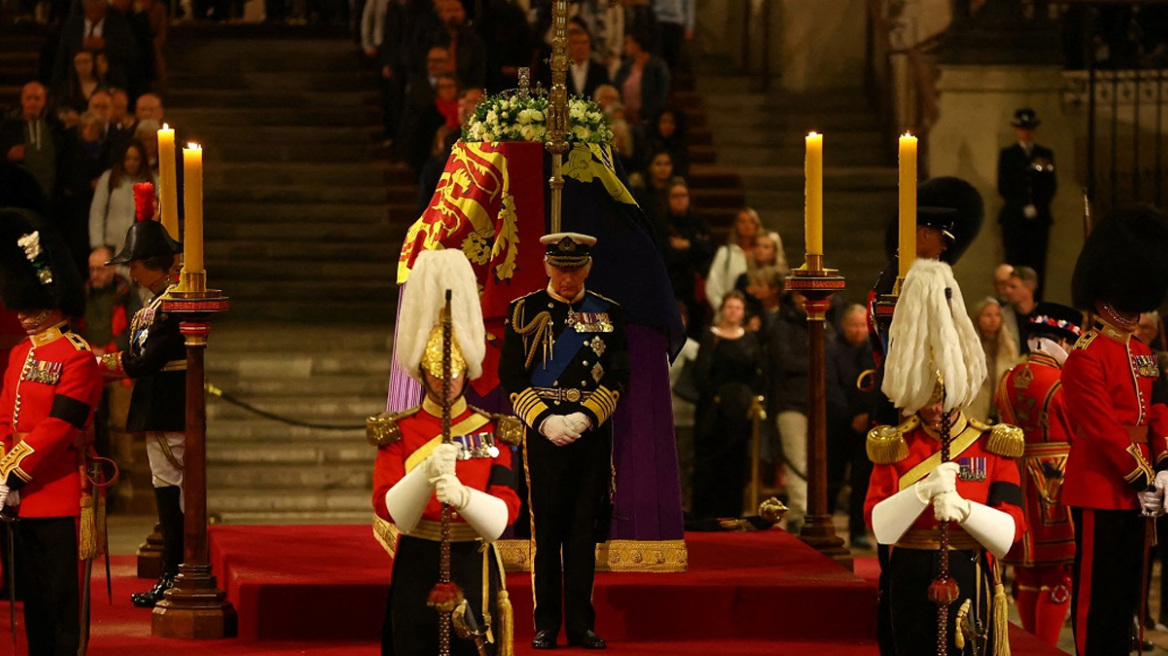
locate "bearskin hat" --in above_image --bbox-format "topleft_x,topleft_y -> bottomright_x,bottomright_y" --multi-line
883,176 -> 985,265
1072,203 -> 1168,314
0,208 -> 85,317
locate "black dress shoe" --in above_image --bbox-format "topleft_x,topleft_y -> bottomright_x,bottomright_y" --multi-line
130,574 -> 174,608
531,629 -> 558,649
568,630 -> 606,649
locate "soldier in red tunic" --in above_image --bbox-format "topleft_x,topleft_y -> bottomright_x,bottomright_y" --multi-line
1061,204 -> 1168,656
994,302 -> 1083,645
866,258 -> 1025,656
368,249 -> 522,656
0,209 -> 103,656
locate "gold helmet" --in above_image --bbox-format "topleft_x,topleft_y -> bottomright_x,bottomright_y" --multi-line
419,322 -> 469,380
394,249 -> 485,384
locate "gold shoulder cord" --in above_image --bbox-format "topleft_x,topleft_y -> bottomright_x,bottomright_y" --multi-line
511,299 -> 554,370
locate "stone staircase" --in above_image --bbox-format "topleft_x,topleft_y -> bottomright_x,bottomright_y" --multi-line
0,21 -> 48,112
697,76 -> 898,303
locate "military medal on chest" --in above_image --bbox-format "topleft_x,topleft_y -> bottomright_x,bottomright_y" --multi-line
21,358 -> 63,385
454,431 -> 500,459
1133,354 -> 1160,378
957,456 -> 987,482
567,310 -> 613,334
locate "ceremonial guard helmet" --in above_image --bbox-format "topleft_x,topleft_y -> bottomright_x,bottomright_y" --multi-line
395,249 -> 486,386
1071,203 -> 1168,314
0,208 -> 86,317
883,176 -> 984,265
107,182 -> 182,265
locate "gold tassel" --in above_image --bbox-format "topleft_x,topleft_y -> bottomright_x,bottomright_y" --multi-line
96,489 -> 108,557
78,493 -> 97,560
496,588 -> 514,656
993,563 -> 1011,656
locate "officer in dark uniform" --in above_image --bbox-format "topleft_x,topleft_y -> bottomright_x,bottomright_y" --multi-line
1061,204 -> 1168,656
369,249 -> 522,656
994,303 -> 1082,646
997,108 -> 1057,285
498,232 -> 630,651
0,208 -> 103,656
96,194 -> 186,608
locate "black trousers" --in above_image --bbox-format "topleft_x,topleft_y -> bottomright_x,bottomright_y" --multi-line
14,517 -> 80,656
885,547 -> 997,656
525,426 -> 611,638
382,536 -> 499,656
1000,219 -> 1051,292
1071,507 -> 1145,656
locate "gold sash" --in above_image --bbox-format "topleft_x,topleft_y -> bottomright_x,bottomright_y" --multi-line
897,424 -> 984,491
403,414 -> 491,473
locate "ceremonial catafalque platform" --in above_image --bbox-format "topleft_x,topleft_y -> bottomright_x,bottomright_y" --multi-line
0,525 -> 1065,655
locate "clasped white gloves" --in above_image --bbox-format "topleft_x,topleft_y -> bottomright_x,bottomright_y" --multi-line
871,463 -> 959,545
385,444 -> 462,533
434,473 -> 509,541
422,443 -> 460,478
1023,204 -> 1039,219
540,415 -> 582,447
1144,471 -> 1168,516
933,490 -> 1016,559
564,412 -> 591,434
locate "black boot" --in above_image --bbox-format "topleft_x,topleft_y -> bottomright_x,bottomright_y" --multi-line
131,486 -> 184,608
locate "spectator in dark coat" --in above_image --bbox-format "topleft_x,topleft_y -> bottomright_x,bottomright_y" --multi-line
640,106 -> 689,178
0,82 -> 64,208
825,303 -> 876,549
659,177 -> 714,338
478,0 -> 535,95
432,0 -> 485,89
613,27 -> 669,126
629,148 -> 674,230
52,0 -> 141,93
539,18 -> 609,99
53,111 -> 110,277
396,45 -> 449,162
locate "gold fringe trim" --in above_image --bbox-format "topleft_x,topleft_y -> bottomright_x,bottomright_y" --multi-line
496,588 -> 514,656
596,539 -> 688,572
993,562 -> 1011,656
78,493 -> 97,560
867,424 -> 910,464
986,424 -> 1025,458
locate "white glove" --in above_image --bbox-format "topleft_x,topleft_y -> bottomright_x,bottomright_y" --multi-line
1140,487 -> 1165,516
915,462 -> 959,503
1156,471 -> 1168,514
0,484 -> 7,508
540,415 -> 581,446
422,443 -> 460,479
434,473 -> 471,510
933,491 -> 972,523
564,412 -> 591,434
6,490 -> 17,507
1023,204 -> 1038,219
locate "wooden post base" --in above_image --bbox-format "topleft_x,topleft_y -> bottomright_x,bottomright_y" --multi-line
151,564 -> 238,639
136,526 -> 164,579
798,513 -> 854,571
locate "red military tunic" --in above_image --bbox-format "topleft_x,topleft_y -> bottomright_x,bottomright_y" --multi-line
995,352 -> 1076,566
1061,319 -> 1168,510
0,323 -> 102,518
864,413 -> 1027,544
372,396 -> 522,535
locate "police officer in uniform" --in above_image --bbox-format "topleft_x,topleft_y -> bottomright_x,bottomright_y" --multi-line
0,209 -> 103,656
865,258 -> 1025,656
1061,204 -> 1168,655
96,199 -> 186,608
369,249 -> 522,656
498,233 -> 630,650
997,108 -> 1057,285
994,303 -> 1082,646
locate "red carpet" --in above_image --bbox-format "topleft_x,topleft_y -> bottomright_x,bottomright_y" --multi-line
0,526 -> 1065,655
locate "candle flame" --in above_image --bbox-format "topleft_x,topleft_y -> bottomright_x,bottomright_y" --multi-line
808,131 -> 820,137
162,122 -> 170,130
187,142 -> 202,150
902,131 -> 915,138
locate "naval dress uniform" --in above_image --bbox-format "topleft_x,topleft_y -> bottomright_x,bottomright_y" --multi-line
1061,318 -> 1168,656
0,322 -> 102,656
371,396 -> 523,656
498,286 -> 629,640
864,413 -> 1026,656
995,350 -> 1076,644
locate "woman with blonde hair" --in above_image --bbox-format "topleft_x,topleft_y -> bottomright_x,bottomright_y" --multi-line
705,207 -> 762,312
969,296 -> 1019,422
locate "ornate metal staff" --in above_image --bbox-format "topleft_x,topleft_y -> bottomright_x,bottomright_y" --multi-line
427,290 -> 461,656
927,290 -> 959,656
545,0 -> 570,233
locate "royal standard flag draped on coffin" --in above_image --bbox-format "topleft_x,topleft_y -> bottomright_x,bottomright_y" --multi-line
395,138 -> 687,551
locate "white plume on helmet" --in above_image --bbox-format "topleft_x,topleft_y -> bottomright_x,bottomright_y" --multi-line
394,249 -> 486,382
882,258 -> 986,415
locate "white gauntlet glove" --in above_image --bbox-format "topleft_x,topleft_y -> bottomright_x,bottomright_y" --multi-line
422,443 -> 460,479
434,473 -> 471,510
933,491 -> 971,523
915,462 -> 959,503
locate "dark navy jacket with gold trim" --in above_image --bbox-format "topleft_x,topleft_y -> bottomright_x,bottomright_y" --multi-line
0,323 -> 102,518
498,287 -> 630,432
99,283 -> 186,433
1062,318 -> 1168,510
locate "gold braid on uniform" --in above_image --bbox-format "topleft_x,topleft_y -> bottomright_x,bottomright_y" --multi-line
867,416 -> 916,464
511,299 -> 554,370
365,407 -> 417,446
471,407 -> 524,446
974,420 -> 1025,458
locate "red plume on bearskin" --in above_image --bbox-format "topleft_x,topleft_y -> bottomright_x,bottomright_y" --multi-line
133,182 -> 155,222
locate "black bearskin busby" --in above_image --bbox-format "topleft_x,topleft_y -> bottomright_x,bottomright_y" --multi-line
0,208 -> 85,317
1071,203 -> 1168,314
883,176 -> 985,265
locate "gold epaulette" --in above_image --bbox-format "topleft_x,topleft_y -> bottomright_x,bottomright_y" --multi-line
867,416 -> 917,464
65,332 -> 91,352
1073,329 -> 1099,351
980,421 -> 1025,458
365,406 -> 419,447
467,405 -> 524,446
